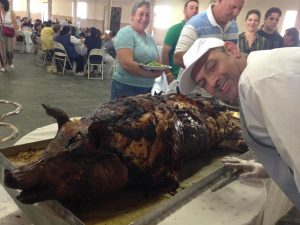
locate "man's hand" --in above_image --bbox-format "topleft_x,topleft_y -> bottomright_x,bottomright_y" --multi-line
222,157 -> 269,179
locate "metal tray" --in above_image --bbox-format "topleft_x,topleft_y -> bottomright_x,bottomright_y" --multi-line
0,140 -> 246,225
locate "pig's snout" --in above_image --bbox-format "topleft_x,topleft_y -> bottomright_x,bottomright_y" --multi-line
4,169 -> 19,189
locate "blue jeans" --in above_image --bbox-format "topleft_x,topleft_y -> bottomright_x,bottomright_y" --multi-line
111,79 -> 152,100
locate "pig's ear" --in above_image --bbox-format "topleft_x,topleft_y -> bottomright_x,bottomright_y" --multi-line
88,121 -> 110,148
42,104 -> 70,129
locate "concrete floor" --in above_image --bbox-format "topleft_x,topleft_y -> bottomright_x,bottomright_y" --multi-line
0,52 -> 112,224
0,52 -> 112,148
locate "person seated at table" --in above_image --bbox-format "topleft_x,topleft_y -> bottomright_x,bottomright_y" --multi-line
84,27 -> 102,57
54,25 -> 85,75
40,20 -> 54,51
60,19 -> 69,28
70,26 -> 83,45
71,32 -> 85,56
31,22 -> 43,45
78,27 -> 88,39
102,30 -> 116,58
66,26 -> 83,46
84,27 -> 102,74
101,30 -> 117,75
70,25 -> 79,38
52,23 -> 61,41
21,17 -> 33,30
34,19 -> 42,26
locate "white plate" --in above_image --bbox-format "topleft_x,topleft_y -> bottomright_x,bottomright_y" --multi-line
139,64 -> 171,71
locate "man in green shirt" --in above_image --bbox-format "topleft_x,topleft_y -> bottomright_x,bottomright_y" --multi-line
161,0 -> 199,82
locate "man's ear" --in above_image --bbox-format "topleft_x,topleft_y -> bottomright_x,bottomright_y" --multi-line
224,41 -> 241,58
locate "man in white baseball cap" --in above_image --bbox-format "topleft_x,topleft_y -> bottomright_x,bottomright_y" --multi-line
179,37 -> 300,212
179,38 -> 225,96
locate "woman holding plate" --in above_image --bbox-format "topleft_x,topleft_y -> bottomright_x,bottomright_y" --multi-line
111,0 -> 163,100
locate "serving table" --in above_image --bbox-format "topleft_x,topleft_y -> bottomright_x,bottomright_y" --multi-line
0,123 -> 274,225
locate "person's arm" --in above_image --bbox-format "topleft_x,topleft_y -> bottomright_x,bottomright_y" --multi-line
240,63 -> 300,191
174,25 -> 198,68
161,44 -> 171,66
11,11 -> 19,31
174,51 -> 186,68
117,48 -> 162,79
161,44 -> 175,83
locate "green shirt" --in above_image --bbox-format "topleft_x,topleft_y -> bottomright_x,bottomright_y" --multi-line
113,25 -> 159,88
163,20 -> 185,78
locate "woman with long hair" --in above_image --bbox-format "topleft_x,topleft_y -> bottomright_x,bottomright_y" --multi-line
0,0 -> 18,72
238,9 -> 269,53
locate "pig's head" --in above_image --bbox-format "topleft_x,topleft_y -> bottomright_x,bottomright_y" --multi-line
42,104 -> 94,156
4,105 -> 128,204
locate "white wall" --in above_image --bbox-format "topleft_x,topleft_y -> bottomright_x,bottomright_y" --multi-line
52,0 -> 73,19
112,0 -> 134,26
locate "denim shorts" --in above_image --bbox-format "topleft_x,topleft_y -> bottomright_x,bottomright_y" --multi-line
111,79 -> 152,100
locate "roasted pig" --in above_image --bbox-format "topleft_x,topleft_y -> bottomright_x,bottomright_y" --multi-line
4,93 -> 241,204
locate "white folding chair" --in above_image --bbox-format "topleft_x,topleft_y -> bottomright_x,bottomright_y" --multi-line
15,31 -> 26,53
34,38 -> 52,67
52,42 -> 73,74
86,48 -> 105,80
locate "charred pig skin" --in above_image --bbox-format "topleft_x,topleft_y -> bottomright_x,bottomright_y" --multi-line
4,93 -> 240,204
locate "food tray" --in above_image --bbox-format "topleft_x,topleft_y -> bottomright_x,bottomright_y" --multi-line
0,139 -> 246,225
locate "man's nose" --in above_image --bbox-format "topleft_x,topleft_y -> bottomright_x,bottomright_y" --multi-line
233,8 -> 241,17
205,76 -> 219,93
141,15 -> 149,21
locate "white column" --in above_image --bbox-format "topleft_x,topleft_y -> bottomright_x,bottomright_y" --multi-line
48,0 -> 52,21
104,0 -> 112,31
27,0 -> 31,18
73,0 -> 77,26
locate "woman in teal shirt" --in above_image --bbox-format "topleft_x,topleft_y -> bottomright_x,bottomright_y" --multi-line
111,0 -> 163,100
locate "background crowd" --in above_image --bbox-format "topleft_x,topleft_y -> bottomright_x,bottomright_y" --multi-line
0,0 -> 116,76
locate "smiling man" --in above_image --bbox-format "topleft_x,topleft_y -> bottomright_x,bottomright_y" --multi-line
174,0 -> 245,69
179,37 -> 300,211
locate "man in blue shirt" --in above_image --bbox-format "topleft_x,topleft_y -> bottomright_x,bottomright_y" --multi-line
174,0 -> 245,68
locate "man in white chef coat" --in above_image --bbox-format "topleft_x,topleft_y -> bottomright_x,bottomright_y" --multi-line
178,37 -> 300,212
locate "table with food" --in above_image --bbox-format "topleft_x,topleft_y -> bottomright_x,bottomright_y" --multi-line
0,93 -> 271,225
